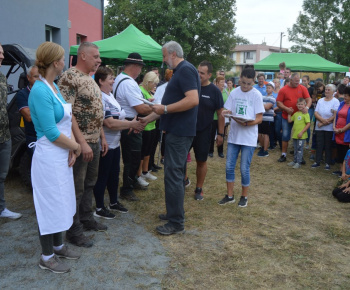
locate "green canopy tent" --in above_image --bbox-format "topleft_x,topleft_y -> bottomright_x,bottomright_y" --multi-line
254,53 -> 349,72
69,24 -> 163,66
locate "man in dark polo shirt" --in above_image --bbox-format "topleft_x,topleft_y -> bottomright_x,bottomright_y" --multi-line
16,65 -> 40,155
141,41 -> 200,235
191,60 -> 224,200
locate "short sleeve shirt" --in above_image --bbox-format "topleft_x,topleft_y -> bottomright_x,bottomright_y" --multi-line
315,97 -> 340,131
253,84 -> 267,96
0,72 -> 10,143
225,87 -> 265,146
291,111 -> 310,139
101,91 -> 125,149
16,87 -> 36,137
58,67 -> 103,143
160,60 -> 200,137
277,84 -> 310,119
197,83 -> 223,131
113,73 -> 143,119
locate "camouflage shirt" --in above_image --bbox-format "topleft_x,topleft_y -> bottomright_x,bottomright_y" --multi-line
0,72 -> 10,143
58,67 -> 103,143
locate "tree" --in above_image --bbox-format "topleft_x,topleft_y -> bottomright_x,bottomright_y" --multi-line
104,0 -> 237,70
288,0 -> 350,66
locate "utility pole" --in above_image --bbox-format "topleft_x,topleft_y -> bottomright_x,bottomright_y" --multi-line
280,32 -> 285,53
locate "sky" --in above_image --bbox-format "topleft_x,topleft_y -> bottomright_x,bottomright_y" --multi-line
235,0 -> 305,49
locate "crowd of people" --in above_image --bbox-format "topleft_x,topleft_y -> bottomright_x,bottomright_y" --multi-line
1,39 -> 350,274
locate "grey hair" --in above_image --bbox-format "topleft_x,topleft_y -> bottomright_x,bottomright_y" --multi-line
27,65 -> 38,76
326,84 -> 337,93
291,72 -> 300,79
77,42 -> 99,55
163,41 -> 183,58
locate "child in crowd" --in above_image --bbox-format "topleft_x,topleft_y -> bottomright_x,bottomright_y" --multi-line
287,98 -> 310,169
332,146 -> 350,202
279,62 -> 286,74
258,82 -> 276,157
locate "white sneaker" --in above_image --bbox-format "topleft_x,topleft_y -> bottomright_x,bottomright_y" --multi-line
0,208 -> 22,219
142,172 -> 157,181
137,176 -> 149,187
292,163 -> 301,169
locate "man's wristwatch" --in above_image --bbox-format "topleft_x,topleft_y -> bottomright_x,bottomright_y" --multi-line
306,106 -> 309,110
218,133 -> 225,138
164,105 -> 168,114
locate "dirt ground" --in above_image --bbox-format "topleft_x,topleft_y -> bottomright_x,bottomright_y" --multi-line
0,170 -> 169,289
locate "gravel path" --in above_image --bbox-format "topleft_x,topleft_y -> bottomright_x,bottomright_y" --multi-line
0,173 -> 169,289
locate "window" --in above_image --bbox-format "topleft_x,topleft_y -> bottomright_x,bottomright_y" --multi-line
45,27 -> 52,42
246,52 -> 253,59
76,34 -> 87,45
45,25 -> 61,44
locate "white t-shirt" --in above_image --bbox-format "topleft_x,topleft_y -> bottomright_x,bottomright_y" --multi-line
154,82 -> 168,104
225,87 -> 265,146
315,97 -> 340,131
101,91 -> 126,149
113,73 -> 143,118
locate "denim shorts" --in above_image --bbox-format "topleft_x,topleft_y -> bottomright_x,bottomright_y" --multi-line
281,118 -> 293,141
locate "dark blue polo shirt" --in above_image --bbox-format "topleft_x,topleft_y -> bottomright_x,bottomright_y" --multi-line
160,60 -> 200,136
16,87 -> 36,137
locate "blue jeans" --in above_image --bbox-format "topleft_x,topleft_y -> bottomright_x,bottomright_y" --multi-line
274,112 -> 282,148
0,139 -> 11,213
164,133 -> 193,229
306,107 -> 314,143
226,143 -> 255,187
293,139 -> 305,164
282,118 -> 293,142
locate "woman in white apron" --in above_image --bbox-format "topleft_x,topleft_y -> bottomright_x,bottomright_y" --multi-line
92,66 -> 144,219
28,42 -> 82,273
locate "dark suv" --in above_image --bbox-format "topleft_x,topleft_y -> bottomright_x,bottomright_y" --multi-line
3,44 -> 36,187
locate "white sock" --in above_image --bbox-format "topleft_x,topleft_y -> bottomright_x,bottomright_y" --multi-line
282,153 -> 286,157
41,253 -> 54,261
96,207 -> 102,211
53,244 -> 64,251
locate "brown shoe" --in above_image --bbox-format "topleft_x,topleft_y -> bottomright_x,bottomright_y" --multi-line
39,255 -> 70,273
54,245 -> 81,260
82,220 -> 107,232
66,234 -> 93,248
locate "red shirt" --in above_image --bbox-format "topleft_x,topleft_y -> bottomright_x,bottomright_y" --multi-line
335,104 -> 350,145
277,84 -> 310,119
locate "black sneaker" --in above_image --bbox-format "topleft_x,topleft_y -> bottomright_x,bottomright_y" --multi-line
160,158 -> 164,164
109,201 -> 128,213
66,233 -> 93,248
208,152 -> 213,158
218,195 -> 235,205
184,178 -> 191,188
120,191 -> 140,201
218,153 -> 225,158
332,170 -> 342,177
153,164 -> 162,170
158,214 -> 169,221
278,155 -> 286,162
238,196 -> 248,207
194,187 -> 204,200
94,207 -> 116,219
156,223 -> 185,235
82,220 -> 108,231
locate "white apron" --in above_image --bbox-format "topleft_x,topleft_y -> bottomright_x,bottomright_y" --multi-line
31,77 -> 76,235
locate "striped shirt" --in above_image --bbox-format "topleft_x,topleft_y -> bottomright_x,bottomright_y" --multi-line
262,94 -> 276,122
